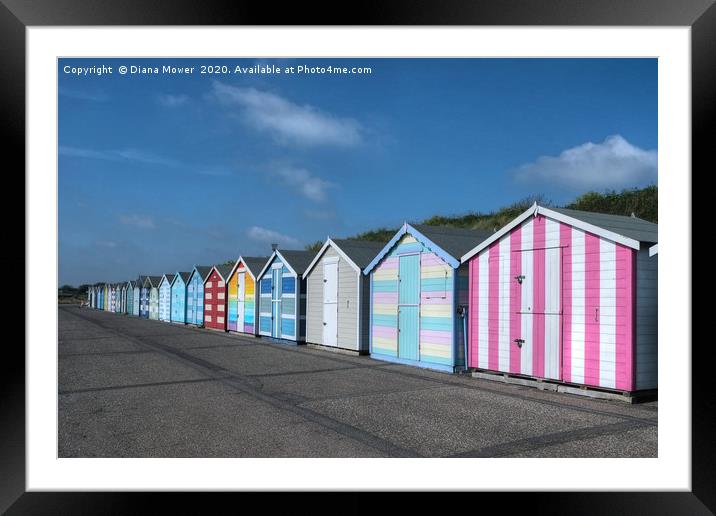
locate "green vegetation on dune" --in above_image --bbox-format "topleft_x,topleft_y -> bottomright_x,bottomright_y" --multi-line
305,185 -> 657,251
565,185 -> 657,222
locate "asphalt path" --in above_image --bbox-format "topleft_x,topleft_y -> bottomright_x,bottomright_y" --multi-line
58,306 -> 657,458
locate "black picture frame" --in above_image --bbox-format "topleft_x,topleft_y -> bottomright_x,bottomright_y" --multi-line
4,0 -> 706,512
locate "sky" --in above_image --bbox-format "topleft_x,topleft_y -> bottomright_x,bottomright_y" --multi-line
58,58 -> 657,286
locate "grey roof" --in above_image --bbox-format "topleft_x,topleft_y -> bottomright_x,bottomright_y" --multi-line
241,256 -> 270,277
279,249 -> 318,275
162,274 -> 176,285
411,224 -> 494,259
145,275 -> 162,287
177,271 -> 191,283
331,239 -> 388,269
549,207 -> 658,244
192,265 -> 212,282
214,264 -> 234,280
127,280 -> 136,288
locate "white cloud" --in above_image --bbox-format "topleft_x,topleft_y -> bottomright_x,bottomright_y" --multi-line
158,93 -> 189,107
119,214 -> 156,229
60,88 -> 108,102
59,146 -> 179,167
512,135 -> 657,190
247,226 -> 301,248
210,81 -> 362,147
273,165 -> 333,202
59,145 -> 179,167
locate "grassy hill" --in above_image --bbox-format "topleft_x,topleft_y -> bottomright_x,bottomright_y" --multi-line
58,284 -> 91,304
306,185 -> 657,251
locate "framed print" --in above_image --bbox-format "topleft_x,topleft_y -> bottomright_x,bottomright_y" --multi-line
5,0 -> 709,512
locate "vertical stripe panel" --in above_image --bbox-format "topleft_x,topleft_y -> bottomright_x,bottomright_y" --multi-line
520,219 -> 533,376
477,252 -> 490,369
571,229 -> 586,384
498,236 -> 511,372
544,219 -> 561,379
615,246 -> 634,390
509,226 -> 522,374
532,216 -> 546,378
599,239 -> 616,388
488,243 -> 500,371
560,223 -> 572,383
584,233 -> 601,386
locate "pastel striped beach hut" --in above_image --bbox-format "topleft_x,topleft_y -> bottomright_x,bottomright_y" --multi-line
203,265 -> 233,331
170,272 -> 191,324
256,249 -> 315,343
139,277 -> 150,318
186,266 -> 212,326
118,284 -> 124,312
364,224 -> 492,372
123,283 -> 130,313
158,274 -> 175,322
109,284 -> 117,312
147,276 -> 161,320
101,284 -> 107,310
117,284 -> 124,313
120,283 -> 128,313
132,277 -> 144,316
126,280 -> 136,316
303,239 -> 386,353
460,204 -> 658,393
226,257 -> 267,335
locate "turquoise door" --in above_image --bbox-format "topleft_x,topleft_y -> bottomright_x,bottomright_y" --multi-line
398,254 -> 420,361
271,267 -> 282,337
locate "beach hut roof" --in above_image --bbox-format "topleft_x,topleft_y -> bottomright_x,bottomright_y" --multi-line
364,223 -> 493,274
460,203 -> 658,262
303,238 -> 387,277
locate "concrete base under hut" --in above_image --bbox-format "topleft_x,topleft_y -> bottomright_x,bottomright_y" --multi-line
470,370 -> 657,404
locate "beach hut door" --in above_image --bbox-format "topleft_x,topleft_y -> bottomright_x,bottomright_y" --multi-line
186,282 -> 194,323
323,261 -> 339,347
398,254 -> 420,361
236,272 -> 245,330
514,247 -> 562,380
271,267 -> 282,337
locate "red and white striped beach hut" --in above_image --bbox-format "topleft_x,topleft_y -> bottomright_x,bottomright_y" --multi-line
460,204 -> 658,393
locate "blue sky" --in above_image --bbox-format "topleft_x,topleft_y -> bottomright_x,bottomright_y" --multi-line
59,58 -> 657,286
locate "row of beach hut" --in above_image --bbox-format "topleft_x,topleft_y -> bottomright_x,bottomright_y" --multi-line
87,204 -> 658,394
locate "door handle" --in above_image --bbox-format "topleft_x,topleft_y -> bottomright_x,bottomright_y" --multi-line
595,307 -> 599,322
514,338 -> 524,348
323,322 -> 327,326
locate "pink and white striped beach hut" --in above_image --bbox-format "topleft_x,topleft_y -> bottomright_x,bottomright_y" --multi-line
460,204 -> 658,393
